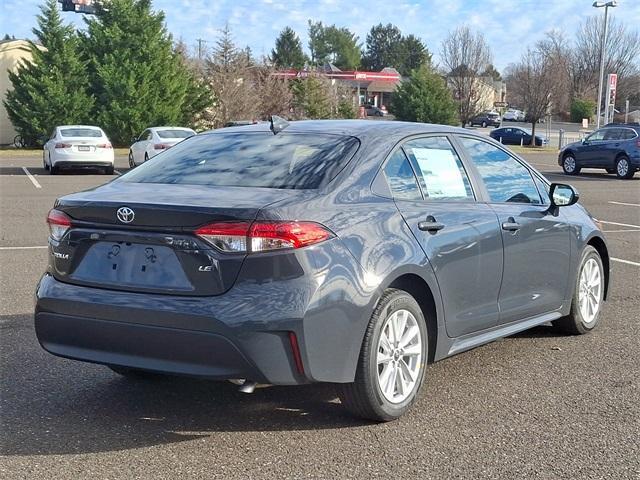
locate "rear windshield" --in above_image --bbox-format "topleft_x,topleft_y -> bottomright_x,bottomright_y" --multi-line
60,128 -> 102,138
120,132 -> 360,189
157,129 -> 195,139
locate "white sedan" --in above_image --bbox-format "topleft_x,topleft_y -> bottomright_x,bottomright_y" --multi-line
43,125 -> 115,175
128,127 -> 196,167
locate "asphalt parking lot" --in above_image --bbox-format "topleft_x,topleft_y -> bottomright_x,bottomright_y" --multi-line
1,151 -> 639,479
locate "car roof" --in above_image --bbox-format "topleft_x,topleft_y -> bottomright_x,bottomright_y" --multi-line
57,125 -> 103,130
202,120 -> 470,142
602,123 -> 640,131
150,126 -> 195,131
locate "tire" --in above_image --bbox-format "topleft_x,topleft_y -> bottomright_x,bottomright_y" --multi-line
49,162 -> 58,175
337,288 -> 428,422
128,151 -> 135,168
43,152 -> 48,170
615,155 -> 634,179
144,153 -> 149,163
108,366 -> 164,379
552,246 -> 604,335
562,153 -> 580,175
481,121 -> 487,128
105,165 -> 115,175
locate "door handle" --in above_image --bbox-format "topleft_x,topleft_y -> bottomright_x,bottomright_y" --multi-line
502,217 -> 520,232
418,216 -> 445,233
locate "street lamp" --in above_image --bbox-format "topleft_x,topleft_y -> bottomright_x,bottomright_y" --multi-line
593,0 -> 617,128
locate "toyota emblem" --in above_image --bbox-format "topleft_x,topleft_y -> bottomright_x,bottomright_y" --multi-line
116,206 -> 135,224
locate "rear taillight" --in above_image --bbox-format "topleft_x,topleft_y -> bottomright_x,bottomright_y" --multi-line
154,143 -> 171,150
195,221 -> 334,253
97,143 -> 112,149
54,143 -> 71,149
46,209 -> 72,241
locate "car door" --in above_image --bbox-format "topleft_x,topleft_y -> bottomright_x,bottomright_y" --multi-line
132,129 -> 151,164
597,128 -> 623,167
385,135 -> 504,337
578,129 -> 607,166
457,136 -> 571,324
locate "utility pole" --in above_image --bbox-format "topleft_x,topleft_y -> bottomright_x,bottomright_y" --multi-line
593,1 -> 617,129
196,38 -> 207,60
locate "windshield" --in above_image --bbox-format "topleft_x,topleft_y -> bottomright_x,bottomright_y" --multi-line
120,132 -> 360,189
60,128 -> 103,138
157,129 -> 195,139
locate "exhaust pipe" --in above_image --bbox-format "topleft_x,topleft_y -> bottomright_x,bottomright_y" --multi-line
238,380 -> 257,394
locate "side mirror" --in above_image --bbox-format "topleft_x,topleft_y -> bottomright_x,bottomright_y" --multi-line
550,183 -> 579,207
581,138 -> 588,145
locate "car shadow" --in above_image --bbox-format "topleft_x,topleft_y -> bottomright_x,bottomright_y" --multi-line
0,314 -> 368,457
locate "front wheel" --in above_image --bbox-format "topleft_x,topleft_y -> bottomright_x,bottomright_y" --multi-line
615,156 -> 634,179
562,154 -> 580,175
553,246 -> 604,335
128,151 -> 135,168
338,288 -> 427,422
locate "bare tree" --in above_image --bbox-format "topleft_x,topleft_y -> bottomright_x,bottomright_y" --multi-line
440,26 -> 493,125
572,16 -> 640,109
202,25 -> 259,128
506,48 -> 555,146
535,30 -> 572,116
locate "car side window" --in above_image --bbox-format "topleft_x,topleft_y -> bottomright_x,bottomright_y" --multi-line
144,130 -> 153,141
603,128 -> 621,141
382,149 -> 422,201
621,128 -> 637,140
403,136 -> 474,201
459,137 -> 542,205
532,174 -> 551,205
49,129 -> 56,140
587,130 -> 605,141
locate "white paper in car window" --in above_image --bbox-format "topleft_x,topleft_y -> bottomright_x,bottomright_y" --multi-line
412,148 -> 467,198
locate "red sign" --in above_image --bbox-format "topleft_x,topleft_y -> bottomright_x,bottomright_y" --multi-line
608,73 -> 617,91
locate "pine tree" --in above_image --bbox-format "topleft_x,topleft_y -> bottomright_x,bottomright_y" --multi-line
4,0 -> 93,145
390,66 -> 458,125
271,27 -> 306,69
82,0 -> 209,145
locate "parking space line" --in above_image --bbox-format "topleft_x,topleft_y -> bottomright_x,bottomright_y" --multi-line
21,167 -> 42,189
609,201 -> 640,207
114,169 -> 122,175
598,220 -> 640,229
0,246 -> 47,251
602,229 -> 640,233
611,257 -> 640,267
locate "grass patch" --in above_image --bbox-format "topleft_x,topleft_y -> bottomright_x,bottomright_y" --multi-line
508,145 -> 558,154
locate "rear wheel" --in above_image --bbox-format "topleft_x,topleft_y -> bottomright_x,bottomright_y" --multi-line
128,151 -> 135,168
562,153 -> 580,175
49,162 -> 58,175
338,288 -> 427,422
553,246 -> 604,335
615,155 -> 634,179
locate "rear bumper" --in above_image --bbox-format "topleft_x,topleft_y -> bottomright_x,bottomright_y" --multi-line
35,311 -> 259,380
53,161 -> 114,169
35,239 -> 373,385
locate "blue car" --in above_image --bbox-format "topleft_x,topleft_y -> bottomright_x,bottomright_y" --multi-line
490,127 -> 548,147
35,120 -> 610,421
559,123 -> 640,179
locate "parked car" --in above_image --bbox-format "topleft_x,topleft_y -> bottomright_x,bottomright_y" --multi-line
43,125 -> 114,175
559,123 -> 640,179
36,120 -> 609,422
490,127 -> 548,146
365,105 -> 387,117
503,109 -> 525,122
129,127 -> 196,167
468,112 -> 501,127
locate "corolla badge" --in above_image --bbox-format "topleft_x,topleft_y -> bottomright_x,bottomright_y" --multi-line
116,206 -> 135,224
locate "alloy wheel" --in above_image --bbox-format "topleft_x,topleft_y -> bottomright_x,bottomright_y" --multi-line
376,309 -> 423,404
617,158 -> 629,177
564,156 -> 576,173
578,258 -> 602,324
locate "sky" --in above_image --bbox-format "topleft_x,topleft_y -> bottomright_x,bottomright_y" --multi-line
2,0 -> 640,72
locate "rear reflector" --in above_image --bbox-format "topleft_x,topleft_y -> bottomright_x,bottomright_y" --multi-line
54,143 -> 71,149
46,209 -> 72,241
154,143 -> 171,150
195,221 -> 334,253
96,143 -> 112,149
288,332 -> 305,375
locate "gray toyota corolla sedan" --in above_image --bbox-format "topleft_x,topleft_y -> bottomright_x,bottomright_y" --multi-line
35,119 -> 610,421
